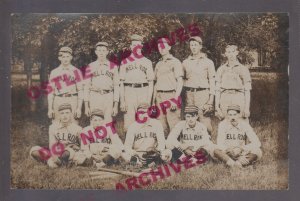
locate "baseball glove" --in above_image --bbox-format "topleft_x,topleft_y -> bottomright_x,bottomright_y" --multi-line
141,150 -> 160,164
202,104 -> 214,117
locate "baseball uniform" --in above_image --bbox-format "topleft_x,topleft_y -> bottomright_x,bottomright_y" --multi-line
154,54 -> 183,136
48,47 -> 83,123
183,52 -> 216,133
215,60 -> 252,117
84,59 -> 119,122
120,53 -> 154,132
214,117 -> 262,166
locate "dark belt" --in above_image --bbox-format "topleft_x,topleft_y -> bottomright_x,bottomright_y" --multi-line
157,90 -> 175,93
124,83 -> 149,88
56,93 -> 78,97
221,89 -> 244,93
90,89 -> 113,94
185,87 -> 207,92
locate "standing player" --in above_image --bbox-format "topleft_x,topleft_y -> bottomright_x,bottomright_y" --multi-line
120,34 -> 154,133
215,44 -> 252,120
30,103 -> 86,168
47,47 -> 83,123
166,105 -> 214,162
80,109 -> 125,167
84,42 -> 119,122
214,105 -> 262,168
153,38 -> 183,136
124,103 -> 172,167
182,36 -> 216,134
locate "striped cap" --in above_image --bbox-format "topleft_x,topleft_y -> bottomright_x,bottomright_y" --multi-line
59,46 -> 73,55
184,105 -> 199,114
90,109 -> 104,118
227,104 -> 241,113
58,103 -> 72,112
188,36 -> 202,43
96,42 -> 109,48
137,102 -> 150,110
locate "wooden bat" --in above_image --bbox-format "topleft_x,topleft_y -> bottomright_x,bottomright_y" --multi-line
93,167 -> 141,177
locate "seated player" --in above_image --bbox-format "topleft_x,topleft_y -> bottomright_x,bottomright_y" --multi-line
124,103 -> 172,167
214,105 -> 262,168
30,103 -> 86,168
80,109 -> 125,167
166,105 -> 215,163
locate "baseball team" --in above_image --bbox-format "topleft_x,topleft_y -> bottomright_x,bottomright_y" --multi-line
29,34 -> 262,170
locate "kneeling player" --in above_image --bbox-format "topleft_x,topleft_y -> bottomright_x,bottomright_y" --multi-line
80,109 -> 125,167
124,103 -> 172,167
214,105 -> 262,168
166,105 -> 214,163
30,103 -> 85,168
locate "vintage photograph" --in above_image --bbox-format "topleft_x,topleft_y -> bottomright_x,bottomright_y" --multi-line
11,13 -> 289,190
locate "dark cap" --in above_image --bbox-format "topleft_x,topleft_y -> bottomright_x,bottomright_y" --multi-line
184,105 -> 199,114
58,103 -> 72,112
95,42 -> 109,48
90,109 -> 104,118
59,46 -> 73,55
227,105 -> 241,113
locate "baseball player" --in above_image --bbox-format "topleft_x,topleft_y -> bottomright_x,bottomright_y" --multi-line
81,109 -> 125,167
123,103 -> 172,167
30,103 -> 86,168
215,44 -> 252,120
182,36 -> 216,134
153,38 -> 183,136
120,34 -> 154,133
166,105 -> 215,163
214,105 -> 262,168
48,46 -> 83,123
84,42 -> 119,122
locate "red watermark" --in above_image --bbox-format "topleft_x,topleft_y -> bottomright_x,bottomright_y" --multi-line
38,142 -> 65,161
115,150 -> 207,191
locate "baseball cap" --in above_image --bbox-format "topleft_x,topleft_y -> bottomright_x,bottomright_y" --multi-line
188,36 -> 202,43
95,42 -> 109,48
59,46 -> 73,55
58,103 -> 72,112
184,105 -> 199,114
130,34 -> 144,42
90,109 -> 104,119
227,105 -> 241,113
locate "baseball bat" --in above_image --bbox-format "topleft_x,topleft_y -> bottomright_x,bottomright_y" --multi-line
94,167 -> 141,177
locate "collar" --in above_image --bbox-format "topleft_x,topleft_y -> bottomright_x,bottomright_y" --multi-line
96,59 -> 109,66
225,60 -> 240,68
57,121 -> 71,129
162,54 -> 173,62
226,119 -> 243,130
184,121 -> 199,130
189,52 -> 206,60
59,64 -> 73,71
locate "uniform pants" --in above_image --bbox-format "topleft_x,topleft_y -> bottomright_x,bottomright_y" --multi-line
89,91 -> 114,123
186,89 -> 212,133
53,95 -> 78,122
124,86 -> 148,132
156,91 -> 181,137
87,143 -> 122,161
220,90 -> 245,117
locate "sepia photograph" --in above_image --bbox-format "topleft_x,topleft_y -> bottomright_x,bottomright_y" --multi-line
10,13 -> 289,190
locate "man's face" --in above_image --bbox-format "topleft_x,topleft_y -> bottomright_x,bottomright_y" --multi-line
227,110 -> 240,125
95,46 -> 108,59
185,113 -> 198,127
189,40 -> 202,55
158,42 -> 171,56
224,46 -> 239,61
91,115 -> 104,129
130,41 -> 143,52
59,109 -> 72,123
58,52 -> 72,66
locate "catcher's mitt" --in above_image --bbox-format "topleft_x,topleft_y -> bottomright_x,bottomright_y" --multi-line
141,150 -> 160,164
202,104 -> 214,117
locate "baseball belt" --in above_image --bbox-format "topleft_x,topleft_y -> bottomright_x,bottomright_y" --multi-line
221,88 -> 244,94
156,89 -> 175,93
184,86 -> 207,92
90,88 -> 113,94
124,83 -> 149,88
56,93 -> 78,97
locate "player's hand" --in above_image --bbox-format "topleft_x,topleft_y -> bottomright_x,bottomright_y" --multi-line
238,155 -> 249,166
243,108 -> 250,118
48,109 -> 54,119
102,146 -> 109,153
112,104 -> 118,117
120,101 -> 127,112
184,149 -> 195,156
215,107 -> 224,120
70,144 -> 80,151
85,106 -> 90,117
75,108 -> 82,119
